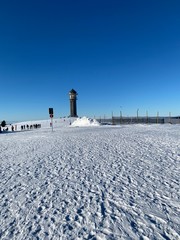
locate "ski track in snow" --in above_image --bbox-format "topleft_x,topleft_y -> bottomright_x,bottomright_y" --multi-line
0,125 -> 180,239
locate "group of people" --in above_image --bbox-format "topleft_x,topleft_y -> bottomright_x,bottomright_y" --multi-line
0,123 -> 42,133
0,125 -> 14,133
21,124 -> 41,131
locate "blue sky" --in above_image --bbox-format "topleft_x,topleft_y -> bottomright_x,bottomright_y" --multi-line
0,0 -> 180,121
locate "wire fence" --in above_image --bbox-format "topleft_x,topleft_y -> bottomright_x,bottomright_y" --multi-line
96,116 -> 180,125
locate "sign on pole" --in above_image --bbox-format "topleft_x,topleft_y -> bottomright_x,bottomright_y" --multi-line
49,108 -> 53,115
49,108 -> 54,132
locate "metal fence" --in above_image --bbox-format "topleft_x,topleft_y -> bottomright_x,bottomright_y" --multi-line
96,116 -> 180,125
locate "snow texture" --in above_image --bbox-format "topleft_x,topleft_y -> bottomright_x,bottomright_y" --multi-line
0,121 -> 180,240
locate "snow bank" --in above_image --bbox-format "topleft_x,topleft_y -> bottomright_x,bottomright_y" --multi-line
71,116 -> 100,127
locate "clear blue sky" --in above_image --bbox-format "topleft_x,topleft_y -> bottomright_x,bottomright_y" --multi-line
0,0 -> 180,121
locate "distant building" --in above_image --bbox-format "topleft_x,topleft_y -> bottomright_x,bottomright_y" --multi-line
69,89 -> 78,117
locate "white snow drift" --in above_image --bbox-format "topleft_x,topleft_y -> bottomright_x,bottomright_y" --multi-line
71,116 -> 100,127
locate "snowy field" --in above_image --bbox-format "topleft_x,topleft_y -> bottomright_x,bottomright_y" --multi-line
0,121 -> 180,239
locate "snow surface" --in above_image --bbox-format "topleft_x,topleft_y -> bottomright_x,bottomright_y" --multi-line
0,121 -> 180,239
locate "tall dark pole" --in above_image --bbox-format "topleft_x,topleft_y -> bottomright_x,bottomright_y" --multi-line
169,112 -> 171,123
146,110 -> 148,124
112,111 -> 114,125
137,108 -> 139,123
157,111 -> 159,124
120,106 -> 122,124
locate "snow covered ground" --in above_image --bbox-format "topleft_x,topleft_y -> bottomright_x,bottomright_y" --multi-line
0,121 -> 180,239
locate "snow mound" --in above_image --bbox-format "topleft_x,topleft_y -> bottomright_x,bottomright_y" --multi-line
71,116 -> 100,127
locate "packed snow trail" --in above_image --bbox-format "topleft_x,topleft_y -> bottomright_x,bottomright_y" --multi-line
0,125 -> 180,239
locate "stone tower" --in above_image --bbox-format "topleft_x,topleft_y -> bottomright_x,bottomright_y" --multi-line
69,89 -> 78,117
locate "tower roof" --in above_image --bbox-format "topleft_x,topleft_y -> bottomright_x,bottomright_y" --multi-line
69,89 -> 77,94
